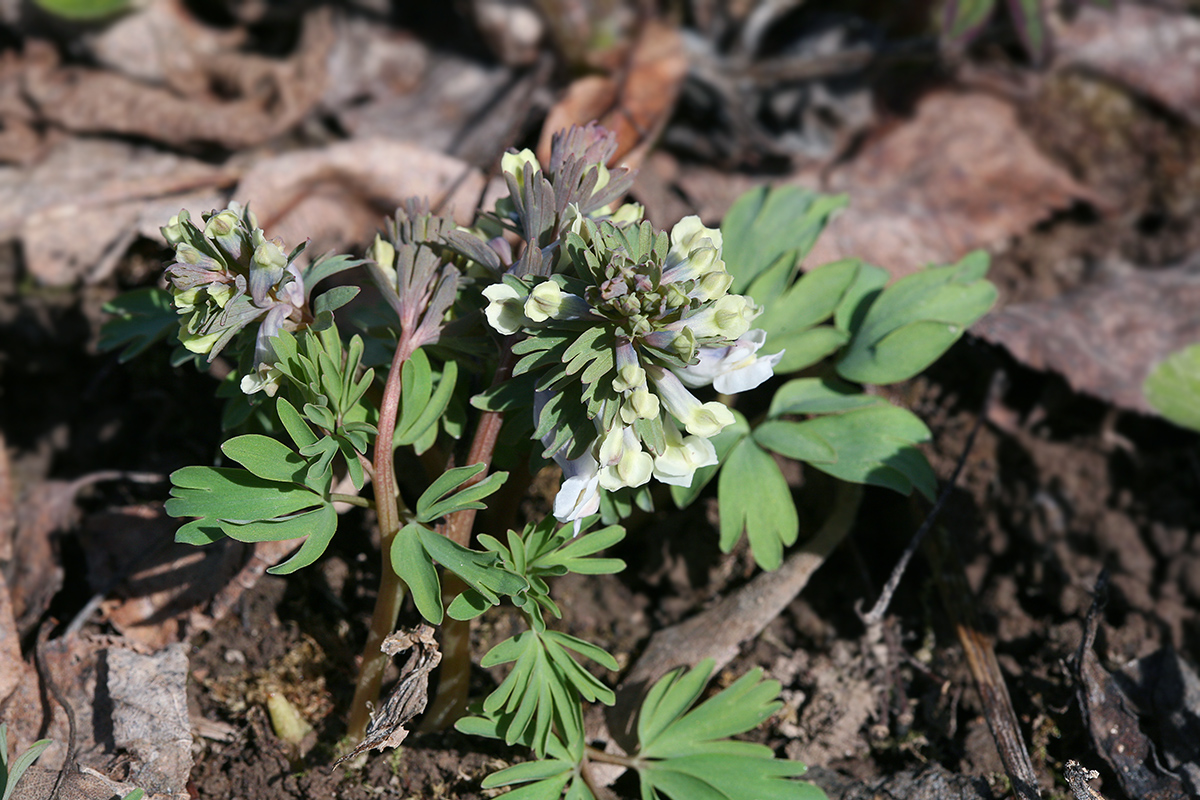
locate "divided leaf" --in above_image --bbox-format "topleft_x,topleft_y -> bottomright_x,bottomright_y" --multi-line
99,287 -> 178,362
717,437 -> 797,571
721,186 -> 847,296
166,434 -> 338,574
836,251 -> 997,385
757,405 -> 936,500
415,463 -> 508,523
632,661 -> 823,800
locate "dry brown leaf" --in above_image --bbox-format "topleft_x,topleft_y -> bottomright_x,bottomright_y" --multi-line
81,505 -> 245,650
0,572 -> 22,705
974,260 -> 1200,415
84,0 -> 246,91
21,8 -> 331,150
0,137 -> 237,285
1055,4 -> 1200,126
538,19 -> 688,170
107,645 -> 193,798
804,92 -> 1094,279
233,138 -> 487,255
3,635 -> 191,800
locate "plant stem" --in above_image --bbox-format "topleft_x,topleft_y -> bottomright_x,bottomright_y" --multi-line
346,334 -> 417,744
330,493 -> 372,509
422,346 -> 515,730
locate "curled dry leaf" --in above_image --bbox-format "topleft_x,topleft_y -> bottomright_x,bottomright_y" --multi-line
1054,4 -> 1200,126
804,92 -> 1094,280
538,19 -> 688,170
334,624 -> 442,765
974,260 -> 1200,415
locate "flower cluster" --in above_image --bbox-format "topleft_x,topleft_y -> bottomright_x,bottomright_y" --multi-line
162,205 -> 311,396
483,157 -> 783,527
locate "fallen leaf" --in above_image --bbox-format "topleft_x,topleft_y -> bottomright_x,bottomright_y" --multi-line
233,137 -> 487,256
804,92 -> 1095,279
973,260 -> 1200,415
1074,583 -> 1189,800
81,0 -> 245,92
81,505 -> 244,649
0,571 -> 22,705
3,634 -> 191,800
0,137 -> 237,285
107,645 -> 193,798
1055,4 -> 1200,126
21,8 -> 332,150
538,19 -> 688,170
334,51 -> 529,169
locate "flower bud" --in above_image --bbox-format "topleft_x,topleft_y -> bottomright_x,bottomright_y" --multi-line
501,148 -> 541,193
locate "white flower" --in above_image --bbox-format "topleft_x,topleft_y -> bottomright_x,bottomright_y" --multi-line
648,366 -> 735,438
597,427 -> 654,491
680,294 -> 758,341
483,283 -> 527,335
675,329 -> 784,394
652,421 -> 718,487
553,452 -> 602,535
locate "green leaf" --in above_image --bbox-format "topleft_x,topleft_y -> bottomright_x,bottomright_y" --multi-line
99,287 -> 177,362
631,662 -> 822,800
717,439 -> 797,570
1007,0 -> 1049,65
782,405 -> 936,499
33,0 -> 130,20
392,523 -> 443,623
942,0 -> 996,44
396,359 -> 458,447
122,790 -> 146,800
1144,343 -> 1200,433
303,402 -> 336,431
166,467 -> 323,522
721,186 -> 848,295
833,263 -> 889,333
753,422 -> 835,464
1,724 -> 51,800
264,504 -> 338,574
837,251 -> 996,384
415,526 -> 527,601
533,524 -> 626,576
302,254 -> 364,290
755,259 -> 862,338
415,464 -> 508,523
312,285 -> 360,318
447,590 -> 491,620
276,397 -> 319,449
768,326 -> 849,374
767,377 -> 886,418
478,630 -> 593,755
670,410 -> 751,510
483,759 -> 575,787
220,435 -> 308,484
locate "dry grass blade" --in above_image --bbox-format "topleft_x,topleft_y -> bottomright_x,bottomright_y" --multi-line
924,526 -> 1041,800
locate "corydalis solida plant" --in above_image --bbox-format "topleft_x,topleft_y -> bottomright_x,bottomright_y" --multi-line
102,121 -> 996,799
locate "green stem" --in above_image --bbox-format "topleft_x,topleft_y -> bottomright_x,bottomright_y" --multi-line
422,344 -> 516,730
346,334 -> 418,744
330,493 -> 373,509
